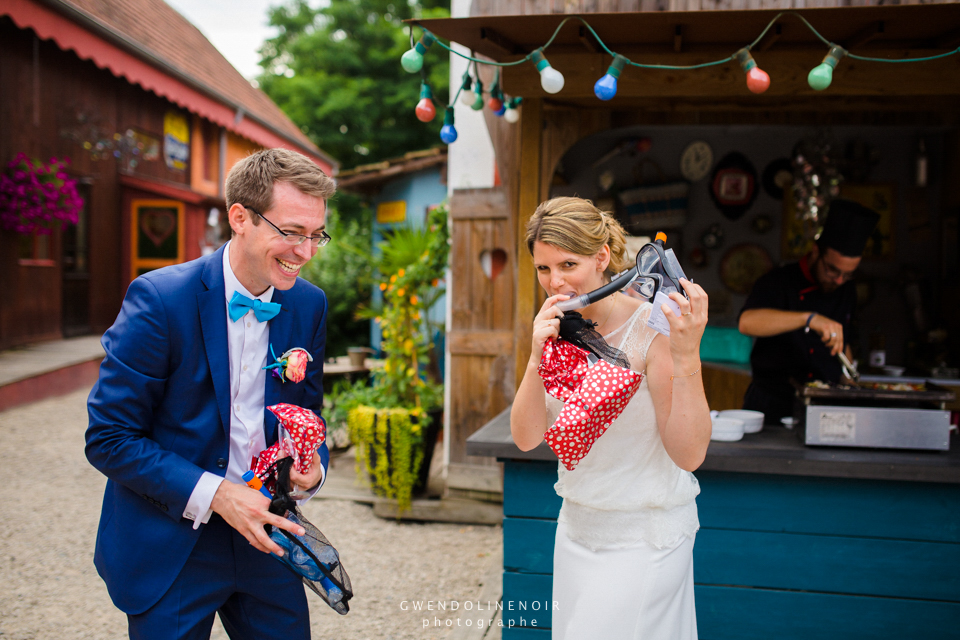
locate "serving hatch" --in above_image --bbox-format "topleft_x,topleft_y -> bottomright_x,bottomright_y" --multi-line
793,380 -> 955,451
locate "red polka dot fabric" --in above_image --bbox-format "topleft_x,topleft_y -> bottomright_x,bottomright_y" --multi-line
538,338 -> 644,471
253,403 -> 327,481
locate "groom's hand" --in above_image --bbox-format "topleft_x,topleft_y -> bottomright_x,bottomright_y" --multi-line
288,451 -> 324,493
210,481 -> 306,556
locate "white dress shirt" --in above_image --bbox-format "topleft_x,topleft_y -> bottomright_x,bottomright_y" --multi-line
183,242 -> 322,528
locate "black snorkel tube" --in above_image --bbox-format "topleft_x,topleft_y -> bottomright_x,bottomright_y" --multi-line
555,231 -> 687,312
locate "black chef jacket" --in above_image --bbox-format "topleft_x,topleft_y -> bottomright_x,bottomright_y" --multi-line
738,255 -> 856,421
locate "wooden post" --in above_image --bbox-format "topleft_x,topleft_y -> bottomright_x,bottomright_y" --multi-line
515,97 -> 543,388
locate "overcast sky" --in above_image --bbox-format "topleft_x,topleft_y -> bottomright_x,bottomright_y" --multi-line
164,0 -> 280,80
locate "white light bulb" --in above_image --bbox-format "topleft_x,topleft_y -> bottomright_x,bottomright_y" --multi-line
540,67 -> 565,94
504,107 -> 520,123
460,90 -> 476,107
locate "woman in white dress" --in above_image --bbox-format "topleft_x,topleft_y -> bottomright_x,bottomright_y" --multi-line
511,197 -> 712,640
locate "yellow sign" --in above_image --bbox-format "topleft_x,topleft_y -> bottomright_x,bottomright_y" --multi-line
376,200 -> 407,224
163,111 -> 190,171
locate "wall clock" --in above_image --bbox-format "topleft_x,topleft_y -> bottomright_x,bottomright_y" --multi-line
680,141 -> 713,182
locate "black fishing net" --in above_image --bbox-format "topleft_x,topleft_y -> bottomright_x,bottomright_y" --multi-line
264,456 -> 353,615
558,310 -> 631,369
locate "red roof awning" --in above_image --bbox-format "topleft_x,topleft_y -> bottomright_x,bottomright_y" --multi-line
5,0 -> 335,174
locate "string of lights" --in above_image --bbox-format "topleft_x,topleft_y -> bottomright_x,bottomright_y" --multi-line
403,11 -> 960,143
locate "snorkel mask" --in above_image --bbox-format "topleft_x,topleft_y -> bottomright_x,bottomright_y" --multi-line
556,232 -> 688,312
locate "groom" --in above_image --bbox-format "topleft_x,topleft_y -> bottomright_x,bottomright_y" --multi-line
86,148 -> 336,638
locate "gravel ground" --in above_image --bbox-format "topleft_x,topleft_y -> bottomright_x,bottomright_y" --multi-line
0,389 -> 502,640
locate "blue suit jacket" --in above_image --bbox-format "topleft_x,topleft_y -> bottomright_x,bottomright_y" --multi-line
85,244 -> 330,614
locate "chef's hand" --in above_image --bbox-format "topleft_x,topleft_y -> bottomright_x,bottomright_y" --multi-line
664,279 -> 709,364
210,480 -> 305,556
530,294 -> 569,365
287,450 -> 324,494
809,313 -> 844,356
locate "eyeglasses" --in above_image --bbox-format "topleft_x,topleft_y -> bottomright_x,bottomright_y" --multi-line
245,207 -> 331,247
819,259 -> 857,282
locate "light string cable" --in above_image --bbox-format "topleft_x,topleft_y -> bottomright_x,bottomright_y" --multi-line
412,11 -> 960,72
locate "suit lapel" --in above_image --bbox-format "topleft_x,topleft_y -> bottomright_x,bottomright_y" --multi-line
199,245 -> 232,442
264,287 -> 294,445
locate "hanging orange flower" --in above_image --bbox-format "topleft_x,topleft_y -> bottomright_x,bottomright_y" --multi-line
379,283 -> 387,291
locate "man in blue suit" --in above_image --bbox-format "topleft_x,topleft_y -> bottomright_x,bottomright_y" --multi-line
86,148 -> 336,638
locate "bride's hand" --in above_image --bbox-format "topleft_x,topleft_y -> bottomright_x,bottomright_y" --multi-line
663,279 -> 708,365
530,294 -> 569,364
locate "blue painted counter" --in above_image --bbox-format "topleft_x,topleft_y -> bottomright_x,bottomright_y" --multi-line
469,409 -> 960,639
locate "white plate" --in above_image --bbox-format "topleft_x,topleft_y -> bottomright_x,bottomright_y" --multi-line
719,410 -> 764,433
711,430 -> 744,442
711,417 -> 744,442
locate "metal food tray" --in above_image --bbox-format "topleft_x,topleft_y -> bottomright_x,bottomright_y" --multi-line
793,381 -> 955,405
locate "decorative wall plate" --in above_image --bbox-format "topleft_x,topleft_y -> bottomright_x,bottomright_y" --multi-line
709,152 -> 758,220
680,141 -> 713,182
719,243 -> 773,294
761,158 -> 793,200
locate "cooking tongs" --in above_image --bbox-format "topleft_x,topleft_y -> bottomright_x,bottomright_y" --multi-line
838,351 -> 860,383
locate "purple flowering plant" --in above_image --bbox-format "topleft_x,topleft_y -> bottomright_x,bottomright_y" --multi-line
0,153 -> 83,235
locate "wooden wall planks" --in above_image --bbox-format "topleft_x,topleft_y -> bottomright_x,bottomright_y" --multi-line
696,470 -> 960,543
696,586 -> 960,640
500,458 -> 960,639
449,192 -> 517,465
470,0 -> 940,17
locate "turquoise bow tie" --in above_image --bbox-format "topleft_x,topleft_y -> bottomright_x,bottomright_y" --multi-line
228,291 -> 281,323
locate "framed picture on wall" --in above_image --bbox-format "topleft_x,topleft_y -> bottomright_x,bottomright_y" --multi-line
130,199 -> 184,280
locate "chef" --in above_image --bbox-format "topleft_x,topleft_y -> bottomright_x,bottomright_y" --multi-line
738,199 -> 881,422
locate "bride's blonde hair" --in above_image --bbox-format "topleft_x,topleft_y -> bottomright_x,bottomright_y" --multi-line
525,197 -> 630,279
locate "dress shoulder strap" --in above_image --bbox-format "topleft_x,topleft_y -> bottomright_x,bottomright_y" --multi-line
617,302 -> 657,371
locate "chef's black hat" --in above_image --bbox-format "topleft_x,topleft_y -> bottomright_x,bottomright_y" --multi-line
817,199 -> 881,258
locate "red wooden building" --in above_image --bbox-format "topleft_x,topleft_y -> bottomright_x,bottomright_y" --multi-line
0,0 -> 337,349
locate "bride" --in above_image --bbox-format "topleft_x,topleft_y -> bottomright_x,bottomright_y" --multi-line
511,197 -> 712,639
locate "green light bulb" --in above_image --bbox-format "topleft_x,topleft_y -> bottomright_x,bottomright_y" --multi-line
400,32 -> 436,74
808,63 -> 833,91
807,45 -> 846,92
401,49 -> 423,73
471,86 -> 485,111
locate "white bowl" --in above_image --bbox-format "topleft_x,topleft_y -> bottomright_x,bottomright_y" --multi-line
711,417 -> 745,442
882,366 -> 906,377
718,410 -> 764,434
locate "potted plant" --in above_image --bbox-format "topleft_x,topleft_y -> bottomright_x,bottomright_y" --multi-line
336,203 -> 450,513
0,154 -> 83,234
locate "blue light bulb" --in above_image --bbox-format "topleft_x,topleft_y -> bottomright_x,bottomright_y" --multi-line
594,54 -> 627,101
440,107 -> 458,144
594,74 -> 617,101
494,104 -> 506,117
440,124 -> 458,143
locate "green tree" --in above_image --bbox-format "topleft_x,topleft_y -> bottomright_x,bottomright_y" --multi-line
258,0 -> 450,168
300,191 -> 374,357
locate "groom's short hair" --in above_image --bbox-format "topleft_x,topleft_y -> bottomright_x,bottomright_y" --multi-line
225,148 -> 336,224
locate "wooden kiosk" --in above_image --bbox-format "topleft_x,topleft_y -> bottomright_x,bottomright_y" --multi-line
425,4 -> 960,638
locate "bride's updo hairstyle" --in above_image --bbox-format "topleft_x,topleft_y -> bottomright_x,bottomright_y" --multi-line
525,197 -> 630,280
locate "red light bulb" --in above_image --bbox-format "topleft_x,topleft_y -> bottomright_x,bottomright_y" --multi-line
415,98 -> 436,122
487,96 -> 503,112
745,67 -> 770,94
415,83 -> 437,122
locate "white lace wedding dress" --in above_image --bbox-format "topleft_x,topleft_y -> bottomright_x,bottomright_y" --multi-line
548,300 -> 700,640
